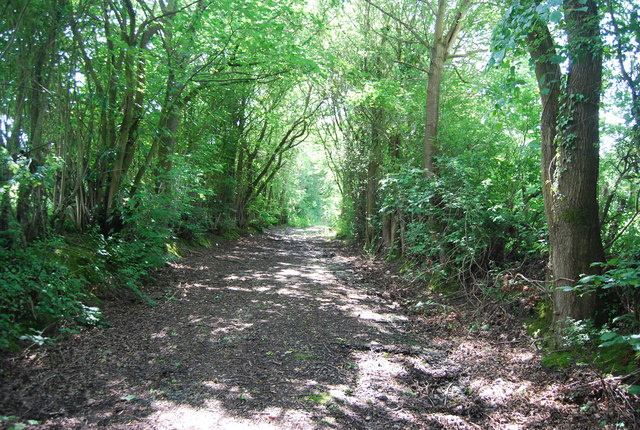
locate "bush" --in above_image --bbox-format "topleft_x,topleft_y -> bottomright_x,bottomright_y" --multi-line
546,262 -> 640,392
0,239 -> 99,351
378,165 -> 544,286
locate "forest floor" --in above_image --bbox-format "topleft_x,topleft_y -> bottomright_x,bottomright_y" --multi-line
1,227 -> 637,429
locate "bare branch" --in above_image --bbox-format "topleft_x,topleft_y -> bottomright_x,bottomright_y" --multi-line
394,60 -> 429,74
361,0 -> 431,48
605,188 -> 640,250
447,49 -> 487,59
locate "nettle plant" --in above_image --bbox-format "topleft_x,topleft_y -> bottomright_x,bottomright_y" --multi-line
561,259 -> 640,391
547,259 -> 640,396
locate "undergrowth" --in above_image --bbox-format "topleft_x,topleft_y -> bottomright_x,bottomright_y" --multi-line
532,258 -> 640,396
0,239 -> 99,351
0,228 -> 179,351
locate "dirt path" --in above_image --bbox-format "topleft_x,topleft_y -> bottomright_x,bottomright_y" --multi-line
0,228 -> 627,429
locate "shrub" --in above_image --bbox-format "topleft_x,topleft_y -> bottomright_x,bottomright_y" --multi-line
0,239 -> 99,350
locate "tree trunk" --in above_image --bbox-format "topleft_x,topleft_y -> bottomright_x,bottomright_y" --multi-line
424,0 -> 446,173
15,1 -> 61,242
382,134 -> 401,251
549,0 -> 606,322
526,0 -> 605,323
365,110 -> 382,249
423,0 -> 469,172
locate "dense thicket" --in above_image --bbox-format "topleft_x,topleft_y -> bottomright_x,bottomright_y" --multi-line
0,0 -> 327,348
1,0 -> 639,378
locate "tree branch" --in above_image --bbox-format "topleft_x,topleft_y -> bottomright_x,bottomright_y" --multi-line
361,0 -> 431,48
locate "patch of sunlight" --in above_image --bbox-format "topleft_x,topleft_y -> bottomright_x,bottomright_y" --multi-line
337,350 -> 420,424
209,321 -> 253,335
510,351 -> 535,362
217,254 -> 246,262
274,287 -> 315,299
226,286 -> 254,292
425,413 -> 483,429
182,282 -> 207,289
165,242 -> 181,257
278,268 -> 302,277
353,349 -> 408,385
202,380 -> 225,390
485,413 -> 528,430
469,378 -> 530,407
189,316 -> 224,324
146,399 -> 298,430
273,265 -> 335,283
326,384 -> 351,402
336,301 -> 408,328
244,272 -> 270,279
166,262 -> 208,270
352,309 -> 408,323
150,329 -> 169,339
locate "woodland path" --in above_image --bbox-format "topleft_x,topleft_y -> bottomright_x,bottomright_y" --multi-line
1,228 -> 613,429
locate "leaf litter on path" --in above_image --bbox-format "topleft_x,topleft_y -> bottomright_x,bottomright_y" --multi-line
1,227 -> 634,429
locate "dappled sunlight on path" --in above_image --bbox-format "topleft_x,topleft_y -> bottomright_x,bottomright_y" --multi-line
0,227 -> 606,429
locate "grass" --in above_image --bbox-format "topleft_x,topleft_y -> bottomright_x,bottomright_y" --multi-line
305,391 -> 332,405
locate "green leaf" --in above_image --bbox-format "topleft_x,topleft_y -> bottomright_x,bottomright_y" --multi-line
549,55 -> 564,64
120,395 -> 138,402
626,385 -> 640,395
600,331 -> 618,341
579,274 -> 596,284
549,10 -> 563,23
536,3 -> 548,16
0,417 -> 19,422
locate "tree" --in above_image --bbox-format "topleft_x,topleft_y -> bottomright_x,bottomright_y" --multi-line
232,81 -> 321,228
363,0 -> 473,172
493,0 -> 606,323
598,0 -> 640,253
0,0 -> 66,244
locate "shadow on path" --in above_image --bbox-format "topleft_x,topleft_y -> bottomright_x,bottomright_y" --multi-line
0,227 -> 602,429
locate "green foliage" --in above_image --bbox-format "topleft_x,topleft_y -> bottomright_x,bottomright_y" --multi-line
247,194 -> 281,231
577,259 -> 640,293
281,147 -> 340,227
541,351 -> 582,370
534,257 -> 640,377
335,201 -> 357,240
489,0 -> 573,69
378,158 -> 544,285
535,316 -> 638,378
600,330 -> 640,352
560,260 -> 640,333
599,131 -> 640,255
305,391 -> 332,404
0,415 -> 42,430
0,240 -> 99,350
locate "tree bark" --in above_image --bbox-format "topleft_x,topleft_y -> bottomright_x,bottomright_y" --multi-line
423,0 -> 470,172
525,0 -> 605,323
549,0 -> 605,322
365,109 -> 382,249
